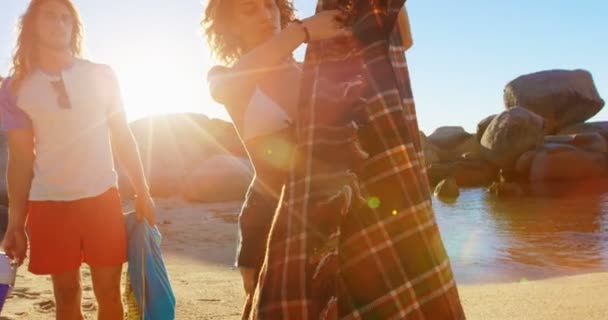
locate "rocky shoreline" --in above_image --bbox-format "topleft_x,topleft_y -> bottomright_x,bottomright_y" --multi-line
426,69 -> 606,201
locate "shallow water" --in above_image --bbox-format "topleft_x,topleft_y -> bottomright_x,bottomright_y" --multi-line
434,179 -> 608,284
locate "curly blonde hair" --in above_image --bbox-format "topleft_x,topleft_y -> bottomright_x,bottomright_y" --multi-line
202,0 -> 295,65
9,0 -> 83,95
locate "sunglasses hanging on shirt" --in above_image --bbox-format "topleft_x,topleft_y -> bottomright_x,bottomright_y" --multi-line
50,78 -> 71,109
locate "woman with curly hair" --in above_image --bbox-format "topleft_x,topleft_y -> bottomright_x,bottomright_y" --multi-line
202,0 -> 348,317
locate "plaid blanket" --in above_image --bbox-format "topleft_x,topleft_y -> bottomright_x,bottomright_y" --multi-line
250,1 -> 465,319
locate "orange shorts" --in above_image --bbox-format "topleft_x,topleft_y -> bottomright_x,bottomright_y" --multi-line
26,188 -> 127,275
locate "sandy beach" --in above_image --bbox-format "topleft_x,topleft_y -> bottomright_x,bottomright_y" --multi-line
1,198 -> 607,320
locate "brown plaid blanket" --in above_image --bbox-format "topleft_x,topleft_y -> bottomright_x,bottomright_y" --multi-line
250,1 -> 465,319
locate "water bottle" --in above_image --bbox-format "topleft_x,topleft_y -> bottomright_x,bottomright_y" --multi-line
0,252 -> 16,314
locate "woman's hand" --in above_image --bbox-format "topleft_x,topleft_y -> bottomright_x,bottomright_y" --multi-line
301,10 -> 351,41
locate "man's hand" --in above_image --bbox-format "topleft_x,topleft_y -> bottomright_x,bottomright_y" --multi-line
135,194 -> 157,226
2,226 -> 28,266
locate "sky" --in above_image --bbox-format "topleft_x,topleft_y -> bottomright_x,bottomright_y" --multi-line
1,0 -> 606,134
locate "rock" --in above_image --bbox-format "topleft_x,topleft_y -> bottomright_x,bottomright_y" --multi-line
182,155 -> 253,203
514,150 -> 537,179
528,145 -> 608,181
419,131 -> 440,164
427,160 -> 498,187
434,177 -> 460,200
428,126 -> 472,149
558,121 -> 608,141
544,132 -> 607,154
572,133 -> 608,153
438,135 -> 480,162
423,127 -> 480,163
477,115 -> 496,142
504,69 -> 605,133
116,113 -> 245,199
480,107 -> 544,169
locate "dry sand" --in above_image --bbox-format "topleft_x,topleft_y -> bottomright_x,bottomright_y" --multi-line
1,198 -> 607,319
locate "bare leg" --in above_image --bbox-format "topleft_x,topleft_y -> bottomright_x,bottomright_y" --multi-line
52,269 -> 84,320
90,264 -> 124,320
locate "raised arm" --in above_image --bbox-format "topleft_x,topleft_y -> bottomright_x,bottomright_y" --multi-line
208,10 -> 350,106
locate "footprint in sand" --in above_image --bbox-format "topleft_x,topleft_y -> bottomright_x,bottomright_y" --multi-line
34,299 -> 55,313
9,288 -> 41,299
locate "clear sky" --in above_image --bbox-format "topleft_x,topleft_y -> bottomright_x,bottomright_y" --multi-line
1,0 -> 606,133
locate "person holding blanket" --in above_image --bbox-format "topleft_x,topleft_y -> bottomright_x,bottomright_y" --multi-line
203,1 -> 349,317
249,1 -> 466,319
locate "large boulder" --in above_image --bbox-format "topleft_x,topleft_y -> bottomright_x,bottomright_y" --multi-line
516,134 -> 608,180
438,135 -> 481,162
480,107 -> 545,169
544,132 -> 607,154
504,69 -> 605,133
476,114 -> 496,142
558,121 -> 608,141
427,126 -> 472,149
419,131 -> 440,165
116,113 -> 245,198
514,150 -> 537,179
528,144 -> 608,181
182,155 -> 253,203
426,127 -> 480,162
427,160 -> 498,187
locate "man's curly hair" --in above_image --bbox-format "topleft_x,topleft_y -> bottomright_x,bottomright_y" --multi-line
202,0 -> 295,65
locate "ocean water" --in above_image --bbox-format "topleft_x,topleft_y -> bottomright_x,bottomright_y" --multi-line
434,179 -> 608,284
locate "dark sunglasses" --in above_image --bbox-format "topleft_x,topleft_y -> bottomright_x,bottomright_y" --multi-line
50,78 -> 71,109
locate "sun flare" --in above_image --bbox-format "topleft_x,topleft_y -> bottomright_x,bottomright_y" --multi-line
111,49 -> 228,123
